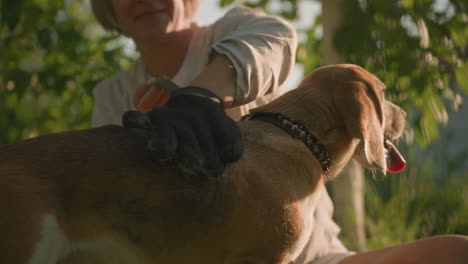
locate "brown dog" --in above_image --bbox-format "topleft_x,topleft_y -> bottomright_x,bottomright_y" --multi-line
0,64 -> 406,263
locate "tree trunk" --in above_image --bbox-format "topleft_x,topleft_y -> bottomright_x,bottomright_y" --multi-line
322,0 -> 367,251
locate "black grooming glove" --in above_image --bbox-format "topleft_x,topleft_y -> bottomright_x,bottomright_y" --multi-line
122,86 -> 244,178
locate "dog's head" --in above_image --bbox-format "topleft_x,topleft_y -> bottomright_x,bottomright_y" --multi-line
298,64 -> 406,174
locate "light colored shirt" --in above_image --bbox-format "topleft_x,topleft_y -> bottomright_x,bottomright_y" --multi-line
91,6 -> 297,126
293,186 -> 354,264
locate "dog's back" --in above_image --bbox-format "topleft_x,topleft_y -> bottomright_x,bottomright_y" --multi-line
0,125 -> 234,263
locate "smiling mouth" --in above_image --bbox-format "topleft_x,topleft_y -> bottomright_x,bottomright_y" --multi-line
384,139 -> 406,173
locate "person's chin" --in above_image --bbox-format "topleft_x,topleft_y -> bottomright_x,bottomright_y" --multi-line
135,13 -> 170,28
134,26 -> 170,42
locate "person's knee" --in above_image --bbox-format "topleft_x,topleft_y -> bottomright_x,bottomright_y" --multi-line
390,235 -> 468,264
338,235 -> 468,264
426,235 -> 468,264
442,235 -> 468,261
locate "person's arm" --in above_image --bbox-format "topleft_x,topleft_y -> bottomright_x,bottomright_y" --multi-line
209,6 -> 298,107
134,7 -> 297,112
125,7 -> 297,178
132,53 -> 236,111
188,52 -> 236,109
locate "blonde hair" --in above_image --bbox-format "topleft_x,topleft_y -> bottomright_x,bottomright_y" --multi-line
90,0 -> 201,34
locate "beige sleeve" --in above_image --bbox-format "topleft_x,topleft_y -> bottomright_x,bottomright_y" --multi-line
210,6 -> 298,107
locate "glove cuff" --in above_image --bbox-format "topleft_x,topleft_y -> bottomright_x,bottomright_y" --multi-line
170,86 -> 223,105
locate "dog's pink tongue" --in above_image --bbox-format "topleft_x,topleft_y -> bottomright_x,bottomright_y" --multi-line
386,141 -> 406,173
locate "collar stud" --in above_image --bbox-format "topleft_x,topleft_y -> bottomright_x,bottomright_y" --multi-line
241,112 -> 331,175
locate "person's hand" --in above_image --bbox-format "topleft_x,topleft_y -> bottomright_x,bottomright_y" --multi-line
133,79 -> 171,113
123,86 -> 244,179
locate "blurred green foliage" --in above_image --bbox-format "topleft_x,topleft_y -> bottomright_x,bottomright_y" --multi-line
332,0 -> 467,147
239,0 -> 467,147
365,145 -> 468,249
0,0 -> 131,144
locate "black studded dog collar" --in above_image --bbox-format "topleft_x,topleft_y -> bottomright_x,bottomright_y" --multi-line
241,112 -> 331,175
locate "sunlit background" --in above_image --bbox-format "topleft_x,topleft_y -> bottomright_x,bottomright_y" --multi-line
1,0 -> 466,251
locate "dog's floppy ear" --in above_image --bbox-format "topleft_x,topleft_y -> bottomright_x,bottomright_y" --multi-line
337,80 -> 386,172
